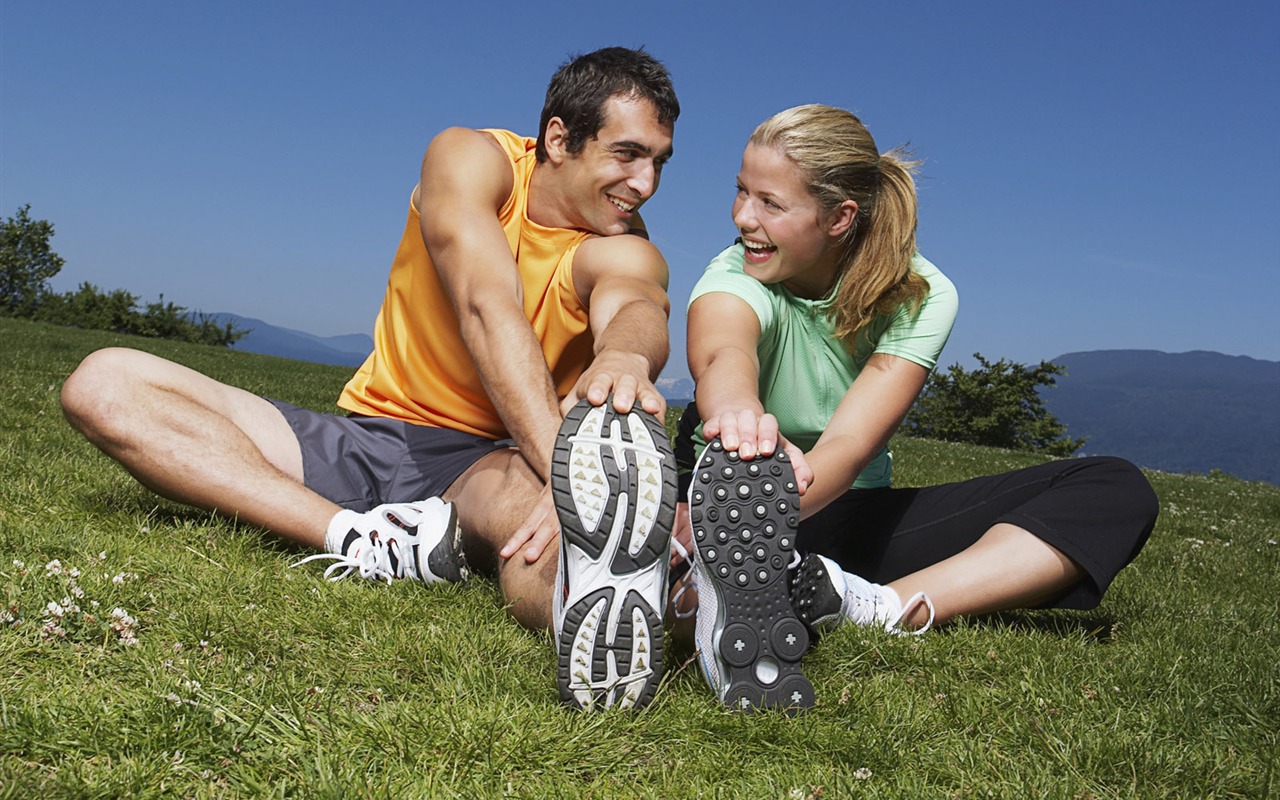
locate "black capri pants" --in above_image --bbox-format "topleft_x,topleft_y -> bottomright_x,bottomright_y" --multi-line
675,404 -> 1159,610
798,457 -> 1158,609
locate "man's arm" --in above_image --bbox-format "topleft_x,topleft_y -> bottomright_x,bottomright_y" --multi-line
418,127 -> 563,481
499,232 -> 673,564
568,232 -> 672,416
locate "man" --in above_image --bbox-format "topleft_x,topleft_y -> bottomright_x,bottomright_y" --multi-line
60,47 -> 680,710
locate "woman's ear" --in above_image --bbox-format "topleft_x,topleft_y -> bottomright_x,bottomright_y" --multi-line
543,117 -> 569,164
826,200 -> 859,238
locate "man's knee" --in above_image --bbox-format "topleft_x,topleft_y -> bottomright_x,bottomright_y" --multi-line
497,547 -> 558,632
61,348 -> 146,435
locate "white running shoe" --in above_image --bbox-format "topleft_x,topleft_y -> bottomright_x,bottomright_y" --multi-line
689,439 -> 814,713
790,553 -> 934,635
292,498 -> 469,585
553,398 -> 676,711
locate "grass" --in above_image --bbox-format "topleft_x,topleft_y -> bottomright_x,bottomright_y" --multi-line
1,316 -> 1277,798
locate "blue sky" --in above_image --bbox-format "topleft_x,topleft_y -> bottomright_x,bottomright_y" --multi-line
3,1 -> 1277,381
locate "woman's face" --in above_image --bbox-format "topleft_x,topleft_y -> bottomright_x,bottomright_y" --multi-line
731,143 -> 845,299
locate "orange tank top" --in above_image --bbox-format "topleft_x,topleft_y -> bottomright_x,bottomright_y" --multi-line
337,130 -> 593,439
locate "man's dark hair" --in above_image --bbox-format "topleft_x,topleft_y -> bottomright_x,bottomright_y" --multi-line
535,47 -> 679,162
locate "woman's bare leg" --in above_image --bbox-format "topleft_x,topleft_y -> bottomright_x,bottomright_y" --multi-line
888,523 -> 1082,627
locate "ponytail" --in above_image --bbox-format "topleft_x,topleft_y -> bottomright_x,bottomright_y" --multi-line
831,149 -> 929,352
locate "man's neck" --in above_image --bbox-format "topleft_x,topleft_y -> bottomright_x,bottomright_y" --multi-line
525,162 -> 573,230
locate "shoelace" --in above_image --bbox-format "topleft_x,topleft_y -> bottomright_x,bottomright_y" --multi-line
669,536 -> 697,619
885,591 -> 935,636
291,533 -> 411,585
669,540 -> 802,621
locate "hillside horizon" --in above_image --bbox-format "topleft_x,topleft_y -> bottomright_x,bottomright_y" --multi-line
197,315 -> 1279,486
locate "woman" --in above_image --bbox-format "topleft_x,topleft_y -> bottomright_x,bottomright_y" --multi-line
677,105 -> 1158,712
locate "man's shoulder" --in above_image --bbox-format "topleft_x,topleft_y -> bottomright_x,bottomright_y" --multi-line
569,233 -> 669,302
430,127 -> 518,164
575,231 -> 665,270
477,128 -> 535,154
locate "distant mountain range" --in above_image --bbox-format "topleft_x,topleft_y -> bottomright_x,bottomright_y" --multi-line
655,376 -> 694,405
208,313 -> 373,367
215,315 -> 1277,485
1041,350 -> 1279,485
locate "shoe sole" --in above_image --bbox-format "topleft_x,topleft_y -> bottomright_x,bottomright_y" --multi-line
690,440 -> 814,712
789,554 -> 842,634
553,399 -> 676,710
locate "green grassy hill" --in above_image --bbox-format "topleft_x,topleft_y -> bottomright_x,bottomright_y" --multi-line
1,317 -> 1276,798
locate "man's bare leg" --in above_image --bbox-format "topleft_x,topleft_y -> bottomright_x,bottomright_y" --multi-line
444,450 -> 556,631
61,347 -> 340,546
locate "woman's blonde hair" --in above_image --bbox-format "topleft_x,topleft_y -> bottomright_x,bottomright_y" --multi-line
748,104 -> 928,351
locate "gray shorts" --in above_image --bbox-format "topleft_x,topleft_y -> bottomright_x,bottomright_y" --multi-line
268,399 -> 513,511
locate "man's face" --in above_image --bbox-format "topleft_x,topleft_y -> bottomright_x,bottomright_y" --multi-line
554,94 -> 674,236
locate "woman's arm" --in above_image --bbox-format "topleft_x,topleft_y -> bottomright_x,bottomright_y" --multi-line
688,292 -> 765,449
798,352 -> 929,516
687,291 -> 815,482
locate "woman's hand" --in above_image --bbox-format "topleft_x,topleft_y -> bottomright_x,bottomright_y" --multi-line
701,408 -> 778,460
699,409 -> 813,495
779,434 -> 815,495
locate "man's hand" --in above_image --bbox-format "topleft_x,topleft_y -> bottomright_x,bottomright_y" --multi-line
500,483 -> 559,564
562,350 -> 666,417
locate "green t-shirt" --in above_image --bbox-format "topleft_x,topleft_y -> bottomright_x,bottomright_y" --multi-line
688,244 -> 958,488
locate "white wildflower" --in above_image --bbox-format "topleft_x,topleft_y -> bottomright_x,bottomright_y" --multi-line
853,768 -> 873,780
45,559 -> 63,576
109,607 -> 139,645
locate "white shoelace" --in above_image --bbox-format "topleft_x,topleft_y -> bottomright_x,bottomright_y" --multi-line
836,564 -> 935,635
669,539 -> 801,621
885,591 -> 935,636
669,536 -> 697,619
292,532 -> 413,584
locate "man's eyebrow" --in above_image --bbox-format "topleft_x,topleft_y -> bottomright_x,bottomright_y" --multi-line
609,140 -> 674,159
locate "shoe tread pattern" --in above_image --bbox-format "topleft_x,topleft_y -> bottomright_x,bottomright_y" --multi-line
553,398 -> 676,710
691,440 -> 813,712
789,554 -> 842,634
